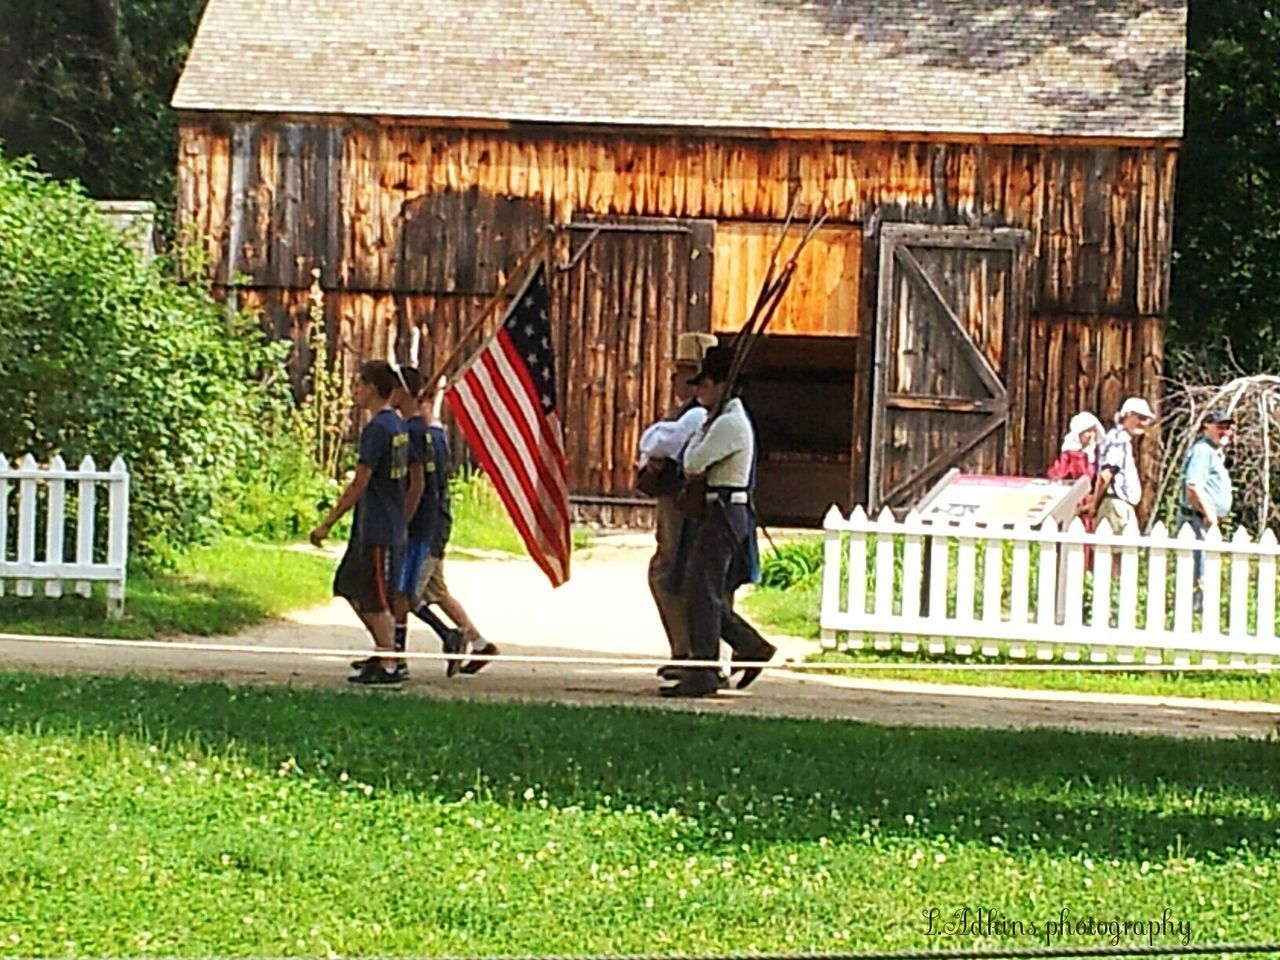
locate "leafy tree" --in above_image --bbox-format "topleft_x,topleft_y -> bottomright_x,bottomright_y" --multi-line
1169,1 -> 1280,369
0,150 -> 291,563
0,0 -> 205,215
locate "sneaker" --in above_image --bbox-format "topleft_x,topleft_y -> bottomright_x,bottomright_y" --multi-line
460,642 -> 500,675
347,663 -> 406,686
351,657 -> 407,678
442,629 -> 466,678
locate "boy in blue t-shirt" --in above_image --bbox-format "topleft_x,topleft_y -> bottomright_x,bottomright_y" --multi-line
410,379 -> 499,675
310,360 -> 410,686
382,367 -> 465,675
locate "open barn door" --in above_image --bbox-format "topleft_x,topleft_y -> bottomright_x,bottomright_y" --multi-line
869,224 -> 1029,511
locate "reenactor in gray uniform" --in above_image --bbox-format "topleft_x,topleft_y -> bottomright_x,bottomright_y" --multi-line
661,345 -> 776,698
637,332 -> 717,669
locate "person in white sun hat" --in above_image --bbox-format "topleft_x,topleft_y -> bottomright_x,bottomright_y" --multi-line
1086,396 -> 1156,536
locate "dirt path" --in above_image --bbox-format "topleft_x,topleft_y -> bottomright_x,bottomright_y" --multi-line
3,537 -> 1279,740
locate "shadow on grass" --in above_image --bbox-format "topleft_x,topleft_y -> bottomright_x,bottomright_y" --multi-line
2,672 -> 1277,862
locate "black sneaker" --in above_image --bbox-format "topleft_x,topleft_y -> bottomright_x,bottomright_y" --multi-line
352,658 -> 408,678
442,629 -> 466,678
347,664 -> 406,686
460,642 -> 499,675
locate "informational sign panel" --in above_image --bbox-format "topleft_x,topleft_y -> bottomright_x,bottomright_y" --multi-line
914,470 -> 1089,528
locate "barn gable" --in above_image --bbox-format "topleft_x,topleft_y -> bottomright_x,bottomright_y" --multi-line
173,0 -> 1186,140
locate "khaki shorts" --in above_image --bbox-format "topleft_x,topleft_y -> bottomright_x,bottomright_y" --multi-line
1096,496 -> 1137,534
410,554 -> 449,606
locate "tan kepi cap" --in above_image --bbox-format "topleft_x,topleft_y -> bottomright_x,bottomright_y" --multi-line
676,332 -> 717,365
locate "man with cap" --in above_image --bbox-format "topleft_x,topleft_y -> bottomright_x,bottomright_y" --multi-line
1086,396 -> 1156,534
661,344 -> 776,699
637,331 -> 717,668
1180,410 -> 1235,605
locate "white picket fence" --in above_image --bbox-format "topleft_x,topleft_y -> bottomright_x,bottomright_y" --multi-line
820,506 -> 1280,665
0,455 -> 130,617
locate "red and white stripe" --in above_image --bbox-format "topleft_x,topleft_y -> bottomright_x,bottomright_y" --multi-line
446,329 -> 571,587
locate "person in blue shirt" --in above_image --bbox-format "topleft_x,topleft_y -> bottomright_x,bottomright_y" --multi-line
1179,410 -> 1235,602
310,360 -> 410,686
404,378 -> 499,676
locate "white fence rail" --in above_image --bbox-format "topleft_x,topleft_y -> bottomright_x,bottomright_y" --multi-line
820,506 -> 1280,665
0,455 -> 130,617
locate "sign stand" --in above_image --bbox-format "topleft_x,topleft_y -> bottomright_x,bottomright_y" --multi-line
912,470 -> 1091,622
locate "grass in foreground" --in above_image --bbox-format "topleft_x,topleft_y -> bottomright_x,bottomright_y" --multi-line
0,539 -> 333,639
1,673 -> 1278,956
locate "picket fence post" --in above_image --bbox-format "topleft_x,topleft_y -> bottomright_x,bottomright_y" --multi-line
44,455 -> 67,598
106,457 -> 130,617
1259,530 -> 1277,640
900,512 -> 924,654
0,454 -> 8,599
845,506 -> 868,649
820,506 -> 843,649
16,454 -> 38,597
75,455 -> 97,598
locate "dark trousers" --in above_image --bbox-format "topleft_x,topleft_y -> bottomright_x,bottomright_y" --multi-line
685,501 -> 770,684
1178,509 -> 1210,587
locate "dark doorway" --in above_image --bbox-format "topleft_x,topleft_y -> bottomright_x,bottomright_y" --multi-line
737,334 -> 856,526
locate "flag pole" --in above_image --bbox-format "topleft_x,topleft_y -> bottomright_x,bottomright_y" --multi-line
426,225 -> 555,388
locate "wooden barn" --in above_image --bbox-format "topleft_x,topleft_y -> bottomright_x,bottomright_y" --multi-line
171,0 -> 1187,525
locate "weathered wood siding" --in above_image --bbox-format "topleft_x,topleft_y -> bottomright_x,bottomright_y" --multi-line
712,223 -> 862,336
178,118 -> 1174,510
552,225 -> 712,496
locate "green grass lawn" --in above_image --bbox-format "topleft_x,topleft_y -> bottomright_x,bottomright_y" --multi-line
448,469 -> 592,556
0,539 -> 333,639
1,674 -> 1277,956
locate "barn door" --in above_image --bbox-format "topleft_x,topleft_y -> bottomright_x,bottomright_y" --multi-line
869,224 -> 1029,510
551,218 -> 714,499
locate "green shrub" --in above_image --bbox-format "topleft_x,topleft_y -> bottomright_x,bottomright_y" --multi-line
0,151 -> 288,563
212,411 -> 346,542
759,537 -> 825,590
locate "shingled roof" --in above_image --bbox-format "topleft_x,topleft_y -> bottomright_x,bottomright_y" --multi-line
172,0 -> 1187,139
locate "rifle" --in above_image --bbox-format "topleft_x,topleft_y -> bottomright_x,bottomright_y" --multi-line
674,202 -> 828,519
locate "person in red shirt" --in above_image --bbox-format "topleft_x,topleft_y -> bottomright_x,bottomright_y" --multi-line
1048,412 -> 1104,567
1048,412 -> 1103,484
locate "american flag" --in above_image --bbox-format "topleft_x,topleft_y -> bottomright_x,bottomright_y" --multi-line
445,263 -> 571,586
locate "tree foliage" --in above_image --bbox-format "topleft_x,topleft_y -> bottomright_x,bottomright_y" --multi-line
0,0 -> 205,213
1169,1 -> 1280,368
0,151 -> 291,563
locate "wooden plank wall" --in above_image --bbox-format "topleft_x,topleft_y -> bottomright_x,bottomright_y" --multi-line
711,223 -> 862,336
552,228 -> 698,496
178,119 -> 1174,504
